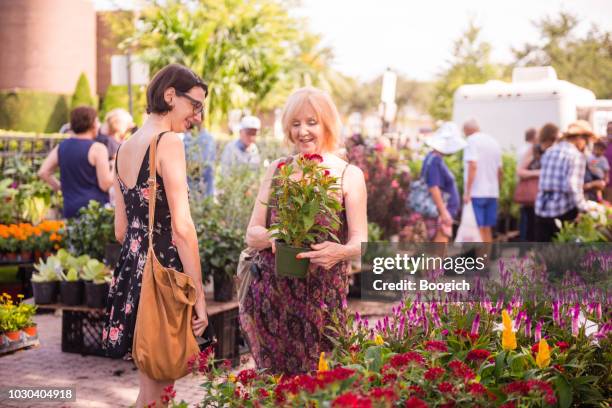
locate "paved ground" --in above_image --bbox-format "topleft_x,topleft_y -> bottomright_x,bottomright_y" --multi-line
0,300 -> 392,407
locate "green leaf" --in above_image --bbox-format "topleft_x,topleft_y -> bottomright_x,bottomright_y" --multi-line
554,376 -> 573,408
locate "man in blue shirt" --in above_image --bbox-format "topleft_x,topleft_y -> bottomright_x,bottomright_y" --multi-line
220,115 -> 261,174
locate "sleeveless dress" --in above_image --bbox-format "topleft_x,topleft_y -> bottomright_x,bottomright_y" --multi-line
239,161 -> 350,374
57,138 -> 109,218
102,133 -> 183,359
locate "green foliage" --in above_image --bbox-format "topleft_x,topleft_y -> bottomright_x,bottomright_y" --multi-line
65,201 -> 115,261
71,73 -> 96,109
0,90 -> 70,132
81,258 -> 111,284
192,165 -> 261,280
499,153 -> 519,219
429,21 -> 502,120
555,206 -> 612,243
32,256 -> 62,282
100,85 -> 146,126
112,0 -> 338,125
513,12 -> 612,99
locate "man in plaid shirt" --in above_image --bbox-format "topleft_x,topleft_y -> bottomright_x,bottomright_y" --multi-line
535,120 -> 601,241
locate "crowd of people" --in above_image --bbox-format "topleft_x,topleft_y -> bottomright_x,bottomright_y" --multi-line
31,61 -> 612,406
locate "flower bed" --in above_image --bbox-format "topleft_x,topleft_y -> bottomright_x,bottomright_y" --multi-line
161,257 -> 610,407
0,293 -> 38,353
0,221 -> 64,262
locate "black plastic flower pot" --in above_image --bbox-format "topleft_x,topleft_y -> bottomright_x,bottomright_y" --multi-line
275,241 -> 310,279
32,281 -> 59,305
84,281 -> 109,309
60,280 -> 84,306
213,271 -> 235,302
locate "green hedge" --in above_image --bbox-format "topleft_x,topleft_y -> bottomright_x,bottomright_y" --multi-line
0,90 -> 70,133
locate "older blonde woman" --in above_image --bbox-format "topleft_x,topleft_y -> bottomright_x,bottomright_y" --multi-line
239,87 -> 368,374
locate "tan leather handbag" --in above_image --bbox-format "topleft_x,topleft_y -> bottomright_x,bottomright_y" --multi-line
132,134 -> 200,381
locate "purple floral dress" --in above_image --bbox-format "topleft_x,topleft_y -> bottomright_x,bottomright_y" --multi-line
239,163 -> 350,375
102,133 -> 183,359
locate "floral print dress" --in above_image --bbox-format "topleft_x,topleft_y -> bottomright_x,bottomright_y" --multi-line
239,163 -> 351,375
102,133 -> 183,359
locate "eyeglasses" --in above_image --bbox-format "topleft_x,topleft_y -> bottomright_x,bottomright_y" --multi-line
176,91 -> 204,116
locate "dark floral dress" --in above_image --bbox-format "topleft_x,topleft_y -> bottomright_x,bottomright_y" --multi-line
102,133 -> 183,359
239,163 -> 351,375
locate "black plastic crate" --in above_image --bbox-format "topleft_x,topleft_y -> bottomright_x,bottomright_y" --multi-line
61,310 -> 107,357
210,307 -> 239,365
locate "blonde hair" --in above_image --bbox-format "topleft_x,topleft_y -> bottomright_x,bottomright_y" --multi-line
104,108 -> 133,136
281,87 -> 341,152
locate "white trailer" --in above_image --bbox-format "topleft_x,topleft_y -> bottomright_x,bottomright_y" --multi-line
452,66 -> 601,152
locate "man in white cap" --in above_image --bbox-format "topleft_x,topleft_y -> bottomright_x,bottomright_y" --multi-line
220,115 -> 261,174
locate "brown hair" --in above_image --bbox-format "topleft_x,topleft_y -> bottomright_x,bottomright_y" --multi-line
146,64 -> 208,114
538,123 -> 559,146
70,106 -> 98,134
594,140 -> 607,151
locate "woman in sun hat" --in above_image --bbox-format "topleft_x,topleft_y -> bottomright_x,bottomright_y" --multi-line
419,122 -> 467,242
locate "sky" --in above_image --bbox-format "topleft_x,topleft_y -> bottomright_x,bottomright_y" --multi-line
95,0 -> 612,82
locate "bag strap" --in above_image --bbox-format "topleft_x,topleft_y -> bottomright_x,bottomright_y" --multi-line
147,131 -> 169,249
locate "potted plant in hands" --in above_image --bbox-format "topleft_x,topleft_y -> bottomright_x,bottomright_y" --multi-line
81,259 -> 111,308
268,154 -> 343,278
31,256 -> 61,304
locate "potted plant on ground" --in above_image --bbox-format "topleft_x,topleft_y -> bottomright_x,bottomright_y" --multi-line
56,250 -> 87,306
268,154 -> 343,278
81,258 -> 111,308
31,255 -> 61,304
0,293 -> 21,342
17,299 -> 37,338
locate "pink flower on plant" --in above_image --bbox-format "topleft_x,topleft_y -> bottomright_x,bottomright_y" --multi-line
471,314 -> 480,336
391,179 -> 399,188
277,161 -> 286,169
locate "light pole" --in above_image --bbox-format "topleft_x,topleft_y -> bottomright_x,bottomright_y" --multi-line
380,68 -> 397,134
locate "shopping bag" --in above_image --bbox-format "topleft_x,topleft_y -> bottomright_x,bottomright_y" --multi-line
455,202 -> 482,242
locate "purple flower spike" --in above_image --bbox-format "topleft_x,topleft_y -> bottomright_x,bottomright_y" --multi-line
471,314 -> 480,336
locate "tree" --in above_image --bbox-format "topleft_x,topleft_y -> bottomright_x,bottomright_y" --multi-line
71,73 -> 96,109
115,0 -> 341,126
429,21 -> 499,121
512,12 -> 612,99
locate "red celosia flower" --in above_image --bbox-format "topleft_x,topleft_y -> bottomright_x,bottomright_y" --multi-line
424,367 -> 445,381
332,392 -> 372,408
160,385 -> 176,404
221,359 -> 232,370
382,373 -> 398,384
324,169 -> 331,176
437,382 -> 455,394
349,344 -> 361,354
317,367 -> 356,385
277,161 -> 286,169
531,343 -> 539,354
237,369 -> 257,385
499,402 -> 516,408
389,351 -> 425,368
448,360 -> 475,381
553,364 -> 565,372
258,388 -> 270,398
305,154 -> 323,163
425,340 -> 448,353
408,385 -> 426,397
370,387 -> 397,401
503,380 -> 557,405
439,402 -> 456,408
555,341 -> 569,351
466,349 -> 491,362
467,383 -> 487,396
405,396 -> 429,408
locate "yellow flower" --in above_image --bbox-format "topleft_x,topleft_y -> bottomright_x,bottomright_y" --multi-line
374,334 -> 384,346
228,373 -> 236,382
272,374 -> 283,384
536,339 -> 551,368
318,352 -> 329,372
501,310 -> 517,350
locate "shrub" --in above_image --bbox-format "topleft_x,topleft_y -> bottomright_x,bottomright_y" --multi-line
0,90 -> 70,132
71,73 -> 96,109
100,85 -> 146,125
